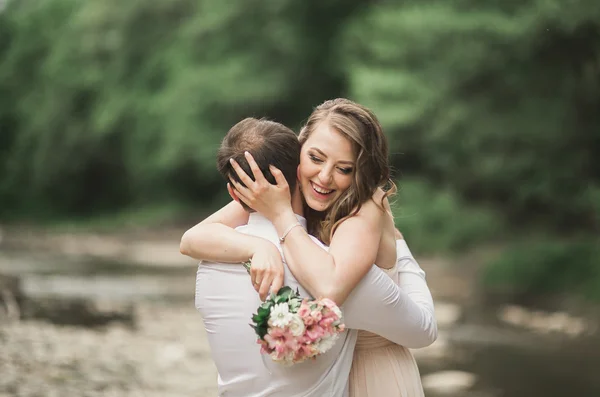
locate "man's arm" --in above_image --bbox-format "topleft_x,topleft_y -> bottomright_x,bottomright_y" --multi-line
340,240 -> 437,349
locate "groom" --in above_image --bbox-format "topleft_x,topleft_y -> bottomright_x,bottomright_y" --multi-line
186,118 -> 436,397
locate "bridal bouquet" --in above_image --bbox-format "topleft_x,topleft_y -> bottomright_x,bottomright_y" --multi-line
249,285 -> 345,366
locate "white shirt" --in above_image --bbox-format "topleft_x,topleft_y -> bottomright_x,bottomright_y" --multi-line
195,213 -> 436,397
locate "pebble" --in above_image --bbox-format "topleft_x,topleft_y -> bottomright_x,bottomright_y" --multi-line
422,370 -> 477,394
498,305 -> 589,337
435,302 -> 462,327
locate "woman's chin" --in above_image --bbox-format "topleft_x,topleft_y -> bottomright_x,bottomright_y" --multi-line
305,196 -> 332,212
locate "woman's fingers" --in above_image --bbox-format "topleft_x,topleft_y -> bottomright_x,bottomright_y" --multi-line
229,158 -> 255,188
244,152 -> 268,184
269,165 -> 288,188
251,267 -> 263,287
229,178 -> 253,205
270,271 -> 284,296
228,176 -> 248,196
258,277 -> 271,301
252,266 -> 271,301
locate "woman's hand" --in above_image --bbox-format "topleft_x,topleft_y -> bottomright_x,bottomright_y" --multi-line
249,240 -> 285,301
228,151 -> 293,222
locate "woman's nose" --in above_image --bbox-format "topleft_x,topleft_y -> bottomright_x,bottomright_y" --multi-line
318,167 -> 333,185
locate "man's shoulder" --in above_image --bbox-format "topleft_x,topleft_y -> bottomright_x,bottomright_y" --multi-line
197,259 -> 247,273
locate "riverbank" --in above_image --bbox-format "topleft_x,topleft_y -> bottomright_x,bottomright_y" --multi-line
1,302 -> 218,397
1,224 -> 599,396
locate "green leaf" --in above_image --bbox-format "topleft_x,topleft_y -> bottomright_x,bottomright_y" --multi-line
257,306 -> 270,318
276,286 -> 293,298
250,324 -> 268,340
288,298 -> 302,311
256,325 -> 268,340
251,314 -> 262,323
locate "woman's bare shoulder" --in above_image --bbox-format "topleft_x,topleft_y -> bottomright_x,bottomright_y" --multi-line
358,188 -> 390,216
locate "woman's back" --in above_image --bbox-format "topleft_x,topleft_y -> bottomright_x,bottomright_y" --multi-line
371,188 -> 398,271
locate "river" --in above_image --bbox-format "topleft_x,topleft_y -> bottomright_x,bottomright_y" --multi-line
1,242 -> 599,397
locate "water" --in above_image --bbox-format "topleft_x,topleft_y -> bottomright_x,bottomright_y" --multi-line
419,325 -> 600,396
2,250 -> 599,396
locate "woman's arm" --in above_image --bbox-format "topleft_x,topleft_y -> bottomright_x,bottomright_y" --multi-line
227,154 -> 385,305
179,200 -> 284,300
275,201 -> 384,305
180,200 -> 252,262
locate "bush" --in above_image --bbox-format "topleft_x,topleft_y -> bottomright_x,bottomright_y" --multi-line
483,239 -> 600,301
0,0 -> 361,218
392,178 -> 505,254
343,0 -> 600,233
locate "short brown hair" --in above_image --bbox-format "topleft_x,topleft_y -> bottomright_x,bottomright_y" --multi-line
217,118 -> 300,211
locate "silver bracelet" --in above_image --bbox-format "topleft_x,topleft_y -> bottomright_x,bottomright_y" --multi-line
279,222 -> 302,244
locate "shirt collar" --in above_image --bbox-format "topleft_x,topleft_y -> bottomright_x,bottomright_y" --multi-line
247,212 -> 307,230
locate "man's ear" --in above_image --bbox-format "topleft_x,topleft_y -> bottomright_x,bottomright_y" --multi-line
227,183 -> 241,204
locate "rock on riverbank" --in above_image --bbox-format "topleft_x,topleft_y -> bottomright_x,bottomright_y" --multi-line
0,302 -> 218,397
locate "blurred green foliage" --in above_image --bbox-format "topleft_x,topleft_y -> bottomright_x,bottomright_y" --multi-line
391,179 -> 504,253
483,238 -> 600,301
343,0 -> 600,233
0,0 -> 361,216
1,0 -> 598,299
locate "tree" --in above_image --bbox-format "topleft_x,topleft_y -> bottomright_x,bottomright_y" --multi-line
343,0 -> 600,231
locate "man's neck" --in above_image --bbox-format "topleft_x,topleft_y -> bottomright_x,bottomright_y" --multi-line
291,186 -> 304,217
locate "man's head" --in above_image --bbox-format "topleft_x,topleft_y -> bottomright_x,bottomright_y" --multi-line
217,117 -> 301,211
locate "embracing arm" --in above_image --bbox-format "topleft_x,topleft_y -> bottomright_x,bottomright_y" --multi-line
273,202 -> 384,305
180,200 -> 284,299
226,153 -> 384,305
341,240 -> 437,348
180,200 -> 254,262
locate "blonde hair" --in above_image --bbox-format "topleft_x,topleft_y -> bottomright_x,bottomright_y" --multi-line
299,98 -> 396,245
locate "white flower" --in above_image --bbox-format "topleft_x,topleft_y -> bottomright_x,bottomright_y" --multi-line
314,334 -> 339,354
288,314 -> 306,337
332,306 -> 343,320
268,303 -> 293,328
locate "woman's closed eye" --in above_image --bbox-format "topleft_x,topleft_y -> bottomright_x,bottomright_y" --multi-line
309,153 -> 352,174
309,154 -> 323,164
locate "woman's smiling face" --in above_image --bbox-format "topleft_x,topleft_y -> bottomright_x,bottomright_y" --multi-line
298,122 -> 355,212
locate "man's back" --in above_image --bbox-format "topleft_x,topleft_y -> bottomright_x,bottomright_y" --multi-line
195,213 -> 356,397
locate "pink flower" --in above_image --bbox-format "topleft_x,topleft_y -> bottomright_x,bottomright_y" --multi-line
258,339 -> 270,354
319,298 -> 343,320
295,344 -> 315,360
321,298 -> 337,310
253,296 -> 345,365
298,302 -> 311,317
319,316 -> 335,328
305,324 -> 326,341
263,326 -> 299,357
324,308 -> 339,320
268,326 -> 287,338
310,310 -> 323,323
